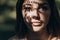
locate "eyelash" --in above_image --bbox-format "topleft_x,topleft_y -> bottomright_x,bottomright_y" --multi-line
40,6 -> 48,11
24,7 -> 31,11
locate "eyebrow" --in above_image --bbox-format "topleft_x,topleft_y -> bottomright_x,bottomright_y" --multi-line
39,3 -> 48,6
33,1 -> 48,5
23,4 -> 32,7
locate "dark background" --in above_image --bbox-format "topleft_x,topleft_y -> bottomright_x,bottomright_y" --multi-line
0,0 -> 60,40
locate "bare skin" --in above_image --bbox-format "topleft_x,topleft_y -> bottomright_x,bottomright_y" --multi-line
22,0 -> 59,40
26,29 -> 49,40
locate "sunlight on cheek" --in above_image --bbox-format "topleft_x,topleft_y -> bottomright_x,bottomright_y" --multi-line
26,19 -> 29,22
22,10 -> 25,17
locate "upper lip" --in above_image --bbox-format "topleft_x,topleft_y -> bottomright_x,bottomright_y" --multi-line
32,22 -> 40,23
31,20 -> 41,23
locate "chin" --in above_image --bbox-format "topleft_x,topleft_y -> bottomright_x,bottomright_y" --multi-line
32,24 -> 45,32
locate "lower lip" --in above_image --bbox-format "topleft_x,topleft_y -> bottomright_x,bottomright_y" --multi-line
32,22 -> 42,26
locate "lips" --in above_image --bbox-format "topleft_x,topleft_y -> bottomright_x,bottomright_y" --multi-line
31,19 -> 42,26
32,22 -> 42,26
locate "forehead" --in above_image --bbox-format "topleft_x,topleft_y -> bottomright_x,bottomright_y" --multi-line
23,0 -> 47,4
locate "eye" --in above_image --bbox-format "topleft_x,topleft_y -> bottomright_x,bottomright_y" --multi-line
24,7 -> 31,11
38,5 -> 49,11
41,6 -> 49,11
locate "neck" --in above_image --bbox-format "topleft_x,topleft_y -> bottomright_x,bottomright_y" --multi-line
27,29 -> 49,40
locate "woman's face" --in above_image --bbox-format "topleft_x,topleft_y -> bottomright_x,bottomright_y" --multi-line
22,0 -> 51,32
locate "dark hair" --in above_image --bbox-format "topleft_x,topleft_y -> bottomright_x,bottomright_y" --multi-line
16,0 -> 60,38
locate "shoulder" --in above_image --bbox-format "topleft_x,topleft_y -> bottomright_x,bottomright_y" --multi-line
8,34 -> 19,40
51,34 -> 60,40
8,34 -> 24,40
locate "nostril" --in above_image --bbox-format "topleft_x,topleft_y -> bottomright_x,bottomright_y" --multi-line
32,16 -> 40,20
31,10 -> 40,20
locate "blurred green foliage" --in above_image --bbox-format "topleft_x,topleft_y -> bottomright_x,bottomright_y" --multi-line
56,0 -> 60,15
0,0 -> 17,40
0,0 -> 17,30
0,0 -> 60,40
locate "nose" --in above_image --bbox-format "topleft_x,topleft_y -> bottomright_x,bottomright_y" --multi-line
27,10 -> 40,19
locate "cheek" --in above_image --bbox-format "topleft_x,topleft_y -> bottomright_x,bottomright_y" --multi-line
45,11 -> 50,21
22,10 -> 26,17
22,10 -> 30,17
22,10 -> 30,23
39,11 -> 50,23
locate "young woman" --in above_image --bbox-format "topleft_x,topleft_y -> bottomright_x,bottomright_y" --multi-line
9,0 -> 60,40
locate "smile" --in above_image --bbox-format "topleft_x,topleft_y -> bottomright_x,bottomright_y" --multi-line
31,19 -> 42,26
32,22 -> 42,26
